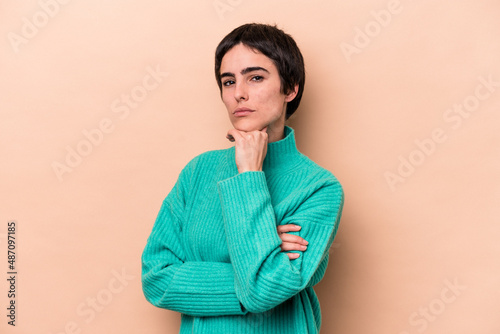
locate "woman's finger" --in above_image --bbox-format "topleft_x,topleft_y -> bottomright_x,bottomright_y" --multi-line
277,224 -> 301,234
277,225 -> 308,245
286,252 -> 300,260
280,241 -> 308,251
226,128 -> 244,142
279,233 -> 308,246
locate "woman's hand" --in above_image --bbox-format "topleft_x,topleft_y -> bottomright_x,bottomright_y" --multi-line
277,224 -> 308,260
226,126 -> 268,173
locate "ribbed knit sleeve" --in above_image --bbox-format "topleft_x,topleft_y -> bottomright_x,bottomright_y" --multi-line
141,158 -> 249,317
217,171 -> 344,314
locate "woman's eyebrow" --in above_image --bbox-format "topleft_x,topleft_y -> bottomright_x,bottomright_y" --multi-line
241,66 -> 269,75
220,66 -> 270,79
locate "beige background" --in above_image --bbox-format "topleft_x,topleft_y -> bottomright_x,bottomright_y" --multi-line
1,0 -> 499,333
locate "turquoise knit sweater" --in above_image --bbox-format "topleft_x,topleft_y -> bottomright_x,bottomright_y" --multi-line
141,125 -> 344,333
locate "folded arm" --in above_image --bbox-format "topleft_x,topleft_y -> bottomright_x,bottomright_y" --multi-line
217,171 -> 344,314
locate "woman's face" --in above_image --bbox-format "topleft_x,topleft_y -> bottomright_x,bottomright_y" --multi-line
219,43 -> 297,136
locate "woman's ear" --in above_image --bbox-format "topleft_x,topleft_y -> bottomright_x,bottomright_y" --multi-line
285,84 -> 299,102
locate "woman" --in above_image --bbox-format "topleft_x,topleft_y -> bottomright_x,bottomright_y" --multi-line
141,23 -> 344,333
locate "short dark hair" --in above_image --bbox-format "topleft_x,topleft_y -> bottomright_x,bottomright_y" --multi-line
214,23 -> 305,120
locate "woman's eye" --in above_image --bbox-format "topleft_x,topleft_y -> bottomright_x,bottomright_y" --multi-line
251,76 -> 263,82
222,80 -> 234,86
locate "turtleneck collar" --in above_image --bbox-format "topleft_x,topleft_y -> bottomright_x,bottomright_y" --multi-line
262,125 -> 301,172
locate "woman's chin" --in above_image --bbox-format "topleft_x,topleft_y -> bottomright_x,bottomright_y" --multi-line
231,121 -> 265,132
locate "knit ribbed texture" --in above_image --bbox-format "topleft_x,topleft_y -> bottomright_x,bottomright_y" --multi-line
141,125 -> 344,333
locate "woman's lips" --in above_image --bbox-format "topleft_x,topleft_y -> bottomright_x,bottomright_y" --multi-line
233,108 -> 254,117
234,110 -> 253,116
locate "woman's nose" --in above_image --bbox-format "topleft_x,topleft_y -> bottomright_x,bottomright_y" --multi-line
234,82 -> 248,101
